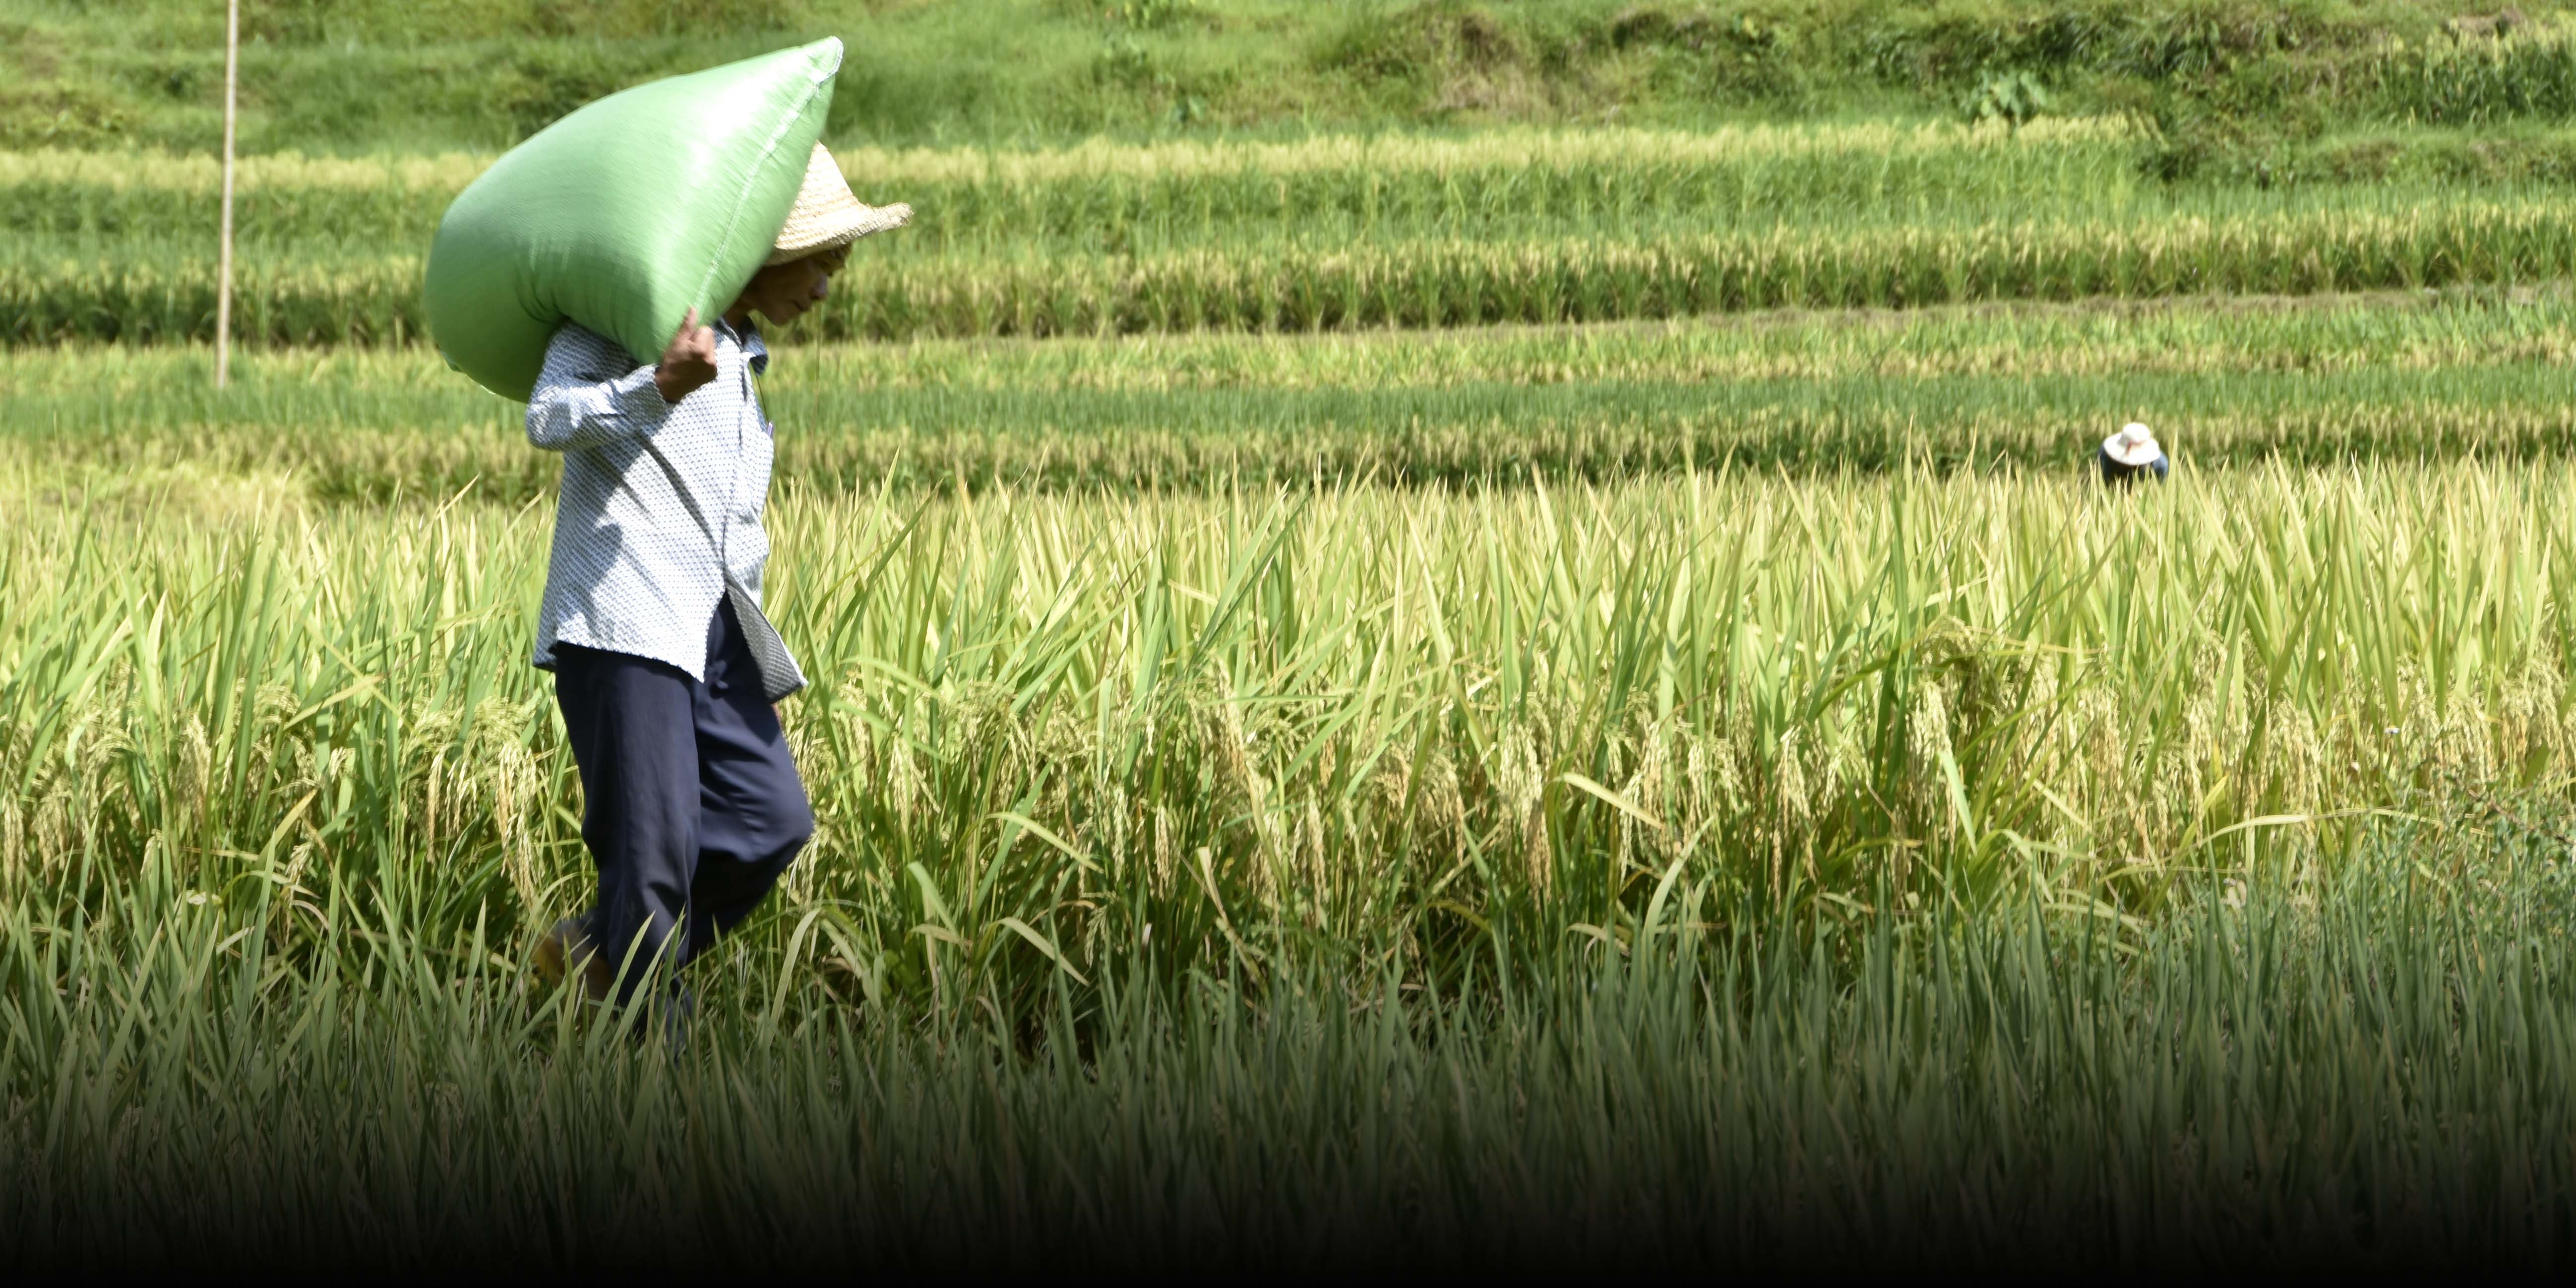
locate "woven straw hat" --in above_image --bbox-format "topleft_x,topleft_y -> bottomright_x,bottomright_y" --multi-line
2102,422 -> 2162,467
767,144 -> 911,265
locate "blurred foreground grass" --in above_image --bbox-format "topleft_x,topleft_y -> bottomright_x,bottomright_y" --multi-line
9,818 -> 2576,1272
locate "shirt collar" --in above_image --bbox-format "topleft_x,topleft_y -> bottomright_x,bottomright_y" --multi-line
715,317 -> 769,375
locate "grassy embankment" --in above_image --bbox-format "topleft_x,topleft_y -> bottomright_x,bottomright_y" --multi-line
16,0 -> 2576,155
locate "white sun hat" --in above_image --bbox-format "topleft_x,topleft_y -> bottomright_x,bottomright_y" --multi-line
766,143 -> 911,265
2102,422 -> 2162,467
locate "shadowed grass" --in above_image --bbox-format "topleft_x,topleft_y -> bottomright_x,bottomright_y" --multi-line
8,820 -> 2576,1273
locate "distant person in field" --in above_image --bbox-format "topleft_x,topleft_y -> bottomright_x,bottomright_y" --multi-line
2098,422 -> 2168,486
525,145 -> 910,1010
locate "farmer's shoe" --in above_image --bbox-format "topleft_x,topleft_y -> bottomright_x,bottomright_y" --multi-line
532,917 -> 613,1003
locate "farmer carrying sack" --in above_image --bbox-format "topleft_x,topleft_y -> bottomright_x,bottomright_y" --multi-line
424,39 -> 842,402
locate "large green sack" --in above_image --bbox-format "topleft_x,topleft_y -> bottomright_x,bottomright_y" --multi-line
424,39 -> 842,401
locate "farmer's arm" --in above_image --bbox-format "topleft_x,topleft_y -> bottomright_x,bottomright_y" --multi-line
525,311 -> 721,452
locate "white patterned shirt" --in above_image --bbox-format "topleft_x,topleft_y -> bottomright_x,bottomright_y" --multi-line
525,320 -> 806,701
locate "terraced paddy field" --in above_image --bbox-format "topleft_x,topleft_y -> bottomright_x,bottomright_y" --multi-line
21,119 -> 2576,343
15,115 -> 2576,1271
20,290 -> 2576,498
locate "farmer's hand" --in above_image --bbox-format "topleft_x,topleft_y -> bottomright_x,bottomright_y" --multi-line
654,308 -> 718,403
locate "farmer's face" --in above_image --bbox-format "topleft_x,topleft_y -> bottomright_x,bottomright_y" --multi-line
737,248 -> 846,325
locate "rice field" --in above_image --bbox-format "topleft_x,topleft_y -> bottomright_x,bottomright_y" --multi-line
2,118 -> 2156,248
12,290 -> 2576,498
18,118 -> 2576,344
12,462 -> 2576,968
12,109 -> 2576,1271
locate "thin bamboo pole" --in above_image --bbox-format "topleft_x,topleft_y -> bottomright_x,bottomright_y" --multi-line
216,0 -> 238,388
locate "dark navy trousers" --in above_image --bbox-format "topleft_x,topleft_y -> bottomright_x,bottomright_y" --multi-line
553,599 -> 813,1002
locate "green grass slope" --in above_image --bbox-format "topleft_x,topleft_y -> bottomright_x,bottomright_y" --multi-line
13,0 -> 2576,155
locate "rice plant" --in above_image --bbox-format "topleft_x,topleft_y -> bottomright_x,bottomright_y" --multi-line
2372,13 -> 2576,125
12,461 -> 2576,1011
